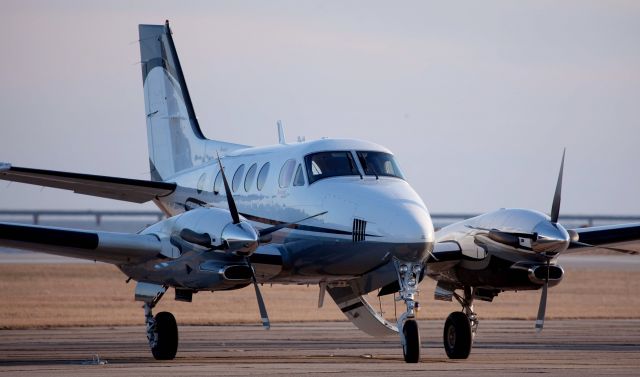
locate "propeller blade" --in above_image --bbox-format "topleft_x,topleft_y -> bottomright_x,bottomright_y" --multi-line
550,149 -> 566,224
535,281 -> 548,332
246,258 -> 270,330
216,152 -> 241,224
258,211 -> 328,238
535,259 -> 550,332
570,241 -> 639,255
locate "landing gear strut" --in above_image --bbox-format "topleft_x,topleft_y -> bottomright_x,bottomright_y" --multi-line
444,286 -> 477,359
143,289 -> 178,360
394,259 -> 423,363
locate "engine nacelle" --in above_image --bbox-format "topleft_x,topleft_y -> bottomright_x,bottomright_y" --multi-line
142,207 -> 259,257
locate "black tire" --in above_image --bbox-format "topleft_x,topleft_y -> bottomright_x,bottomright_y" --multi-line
443,311 -> 472,359
402,319 -> 420,363
151,311 -> 178,360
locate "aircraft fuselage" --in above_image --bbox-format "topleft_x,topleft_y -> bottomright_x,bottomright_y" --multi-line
120,138 -> 435,290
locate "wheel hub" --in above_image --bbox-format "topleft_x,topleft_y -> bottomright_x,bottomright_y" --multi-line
447,326 -> 456,347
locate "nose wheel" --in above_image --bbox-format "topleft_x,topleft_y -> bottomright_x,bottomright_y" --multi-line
394,259 -> 423,363
402,319 -> 420,362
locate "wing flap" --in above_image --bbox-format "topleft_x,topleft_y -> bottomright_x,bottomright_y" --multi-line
0,222 -> 163,264
0,165 -> 176,203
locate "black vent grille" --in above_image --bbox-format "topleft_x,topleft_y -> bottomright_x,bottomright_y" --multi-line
352,218 -> 367,242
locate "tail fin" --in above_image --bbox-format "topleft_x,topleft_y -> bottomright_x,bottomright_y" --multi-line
138,21 -> 246,181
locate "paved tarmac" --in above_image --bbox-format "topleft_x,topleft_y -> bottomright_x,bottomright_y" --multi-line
1,320 -> 638,376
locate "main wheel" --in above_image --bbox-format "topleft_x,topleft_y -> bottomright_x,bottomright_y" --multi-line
402,319 -> 420,363
443,311 -> 472,359
151,311 -> 178,360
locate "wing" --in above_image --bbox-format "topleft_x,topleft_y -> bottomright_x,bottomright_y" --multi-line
567,223 -> 640,254
0,222 -> 164,264
0,164 -> 176,203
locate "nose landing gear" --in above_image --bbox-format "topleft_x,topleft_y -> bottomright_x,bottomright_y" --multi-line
394,259 -> 423,363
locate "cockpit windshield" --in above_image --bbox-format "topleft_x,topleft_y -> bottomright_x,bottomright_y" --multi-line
305,151 -> 360,184
356,151 -> 405,179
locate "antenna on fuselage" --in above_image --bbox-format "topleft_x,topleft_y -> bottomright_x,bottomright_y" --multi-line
277,120 -> 286,145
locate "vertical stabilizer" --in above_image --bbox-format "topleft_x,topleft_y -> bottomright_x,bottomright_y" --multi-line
139,21 -> 203,181
138,21 -> 247,181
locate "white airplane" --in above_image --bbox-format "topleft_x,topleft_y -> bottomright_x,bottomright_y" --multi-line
1,21 -> 638,363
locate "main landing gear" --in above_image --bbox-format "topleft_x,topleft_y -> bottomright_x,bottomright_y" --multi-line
394,259 -> 423,363
443,286 -> 477,359
143,289 -> 179,360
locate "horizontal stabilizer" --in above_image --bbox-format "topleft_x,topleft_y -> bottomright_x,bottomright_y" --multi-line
0,222 -> 163,264
0,165 -> 176,203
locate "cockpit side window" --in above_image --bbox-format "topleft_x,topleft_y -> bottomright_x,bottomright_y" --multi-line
293,164 -> 305,186
356,151 -> 405,179
304,151 -> 360,184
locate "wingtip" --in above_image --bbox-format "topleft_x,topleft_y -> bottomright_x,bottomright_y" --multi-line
0,162 -> 11,172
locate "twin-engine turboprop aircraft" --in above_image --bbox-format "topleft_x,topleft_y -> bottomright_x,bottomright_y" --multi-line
1,21 -> 639,363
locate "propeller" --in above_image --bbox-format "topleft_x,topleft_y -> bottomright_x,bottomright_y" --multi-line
535,149 -> 565,331
550,149 -> 565,224
212,154 -> 328,329
216,153 -> 269,329
216,152 -> 241,225
535,258 -> 550,332
247,258 -> 270,329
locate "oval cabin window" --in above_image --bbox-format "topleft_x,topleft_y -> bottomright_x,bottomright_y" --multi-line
244,163 -> 257,192
279,159 -> 296,188
257,162 -> 270,191
232,164 -> 245,192
213,170 -> 222,195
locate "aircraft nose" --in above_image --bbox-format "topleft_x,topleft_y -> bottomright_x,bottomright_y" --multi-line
382,203 -> 435,263
532,221 -> 570,255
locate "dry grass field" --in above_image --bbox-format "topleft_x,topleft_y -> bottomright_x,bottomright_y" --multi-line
1,260 -> 639,329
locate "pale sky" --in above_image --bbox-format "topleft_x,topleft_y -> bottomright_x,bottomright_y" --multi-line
1,0 -> 639,215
